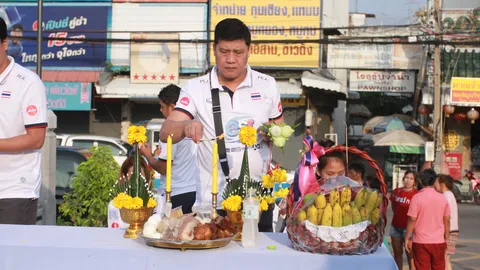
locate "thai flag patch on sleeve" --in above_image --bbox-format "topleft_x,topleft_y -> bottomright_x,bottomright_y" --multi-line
250,92 -> 261,101
1,91 -> 11,99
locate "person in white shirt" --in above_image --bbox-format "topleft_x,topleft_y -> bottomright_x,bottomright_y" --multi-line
0,18 -> 48,224
435,174 -> 459,270
140,84 -> 198,214
159,18 -> 284,232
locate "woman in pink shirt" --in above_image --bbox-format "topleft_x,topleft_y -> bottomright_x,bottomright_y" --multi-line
435,174 -> 459,270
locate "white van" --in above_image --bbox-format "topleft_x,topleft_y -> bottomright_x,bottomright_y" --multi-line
145,118 -> 165,150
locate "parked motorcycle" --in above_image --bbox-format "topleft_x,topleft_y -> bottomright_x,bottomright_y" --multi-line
465,170 -> 480,204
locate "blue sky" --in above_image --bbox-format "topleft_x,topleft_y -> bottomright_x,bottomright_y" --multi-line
349,0 -> 426,25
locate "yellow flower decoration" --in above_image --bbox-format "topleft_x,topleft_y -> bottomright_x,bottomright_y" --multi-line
272,168 -> 288,183
264,195 -> 275,204
274,187 -> 289,199
127,125 -> 147,145
113,193 -> 132,209
259,198 -> 269,211
221,195 -> 243,212
147,197 -> 157,208
239,126 -> 257,147
262,174 -> 275,189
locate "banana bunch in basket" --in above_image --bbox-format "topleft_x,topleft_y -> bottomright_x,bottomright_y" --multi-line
298,187 -> 382,227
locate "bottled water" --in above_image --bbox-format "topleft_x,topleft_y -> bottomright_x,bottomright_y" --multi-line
242,188 -> 260,248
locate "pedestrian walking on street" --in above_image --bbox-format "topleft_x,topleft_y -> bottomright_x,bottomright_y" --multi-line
390,170 -> 418,270
405,169 -> 451,270
0,18 -> 48,225
435,174 -> 459,270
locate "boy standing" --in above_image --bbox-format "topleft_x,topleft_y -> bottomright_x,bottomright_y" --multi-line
405,169 -> 450,270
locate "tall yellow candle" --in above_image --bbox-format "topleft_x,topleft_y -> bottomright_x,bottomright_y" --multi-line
212,141 -> 218,194
166,135 -> 172,193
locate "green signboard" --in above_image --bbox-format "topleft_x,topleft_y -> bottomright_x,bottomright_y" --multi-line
45,82 -> 91,111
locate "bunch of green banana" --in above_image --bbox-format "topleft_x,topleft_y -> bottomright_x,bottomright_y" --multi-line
365,190 -> 379,214
342,203 -> 353,226
350,202 -> 362,224
354,188 -> 368,208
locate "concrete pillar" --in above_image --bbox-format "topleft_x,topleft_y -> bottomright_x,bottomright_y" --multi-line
120,101 -> 132,141
39,110 -> 57,225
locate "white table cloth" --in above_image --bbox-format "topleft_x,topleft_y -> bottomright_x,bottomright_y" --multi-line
0,225 -> 398,270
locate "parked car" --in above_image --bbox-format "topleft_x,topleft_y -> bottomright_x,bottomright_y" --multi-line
56,134 -> 132,166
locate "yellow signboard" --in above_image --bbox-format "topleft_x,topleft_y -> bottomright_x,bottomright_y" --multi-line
451,77 -> 480,105
210,0 -> 321,68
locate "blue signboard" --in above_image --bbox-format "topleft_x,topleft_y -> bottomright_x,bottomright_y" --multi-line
0,3 -> 110,69
45,82 -> 92,111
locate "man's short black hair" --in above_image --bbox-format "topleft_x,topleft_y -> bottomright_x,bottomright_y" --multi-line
11,24 -> 24,32
348,163 -> 365,178
214,18 -> 251,46
418,168 -> 437,187
0,18 -> 7,42
157,84 -> 181,106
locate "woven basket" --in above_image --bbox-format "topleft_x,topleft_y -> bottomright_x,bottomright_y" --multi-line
286,145 -> 388,255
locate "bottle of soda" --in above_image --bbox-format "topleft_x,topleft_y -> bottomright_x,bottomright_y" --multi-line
242,188 -> 259,248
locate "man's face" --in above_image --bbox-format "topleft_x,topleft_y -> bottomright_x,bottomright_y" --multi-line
10,29 -> 22,44
213,39 -> 249,82
347,169 -> 360,181
159,100 -> 174,118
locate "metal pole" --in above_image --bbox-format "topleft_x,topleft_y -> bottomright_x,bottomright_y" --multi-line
36,0 -> 43,78
356,0 -> 358,13
433,0 -> 442,169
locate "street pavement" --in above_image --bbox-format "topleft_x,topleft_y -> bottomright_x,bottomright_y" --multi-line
385,203 -> 480,270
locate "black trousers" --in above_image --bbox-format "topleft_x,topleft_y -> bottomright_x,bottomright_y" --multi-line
171,191 -> 196,214
218,204 -> 274,232
0,198 -> 38,225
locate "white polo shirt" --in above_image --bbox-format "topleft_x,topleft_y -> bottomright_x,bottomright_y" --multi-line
157,138 -> 198,197
174,65 -> 283,208
0,56 -> 48,199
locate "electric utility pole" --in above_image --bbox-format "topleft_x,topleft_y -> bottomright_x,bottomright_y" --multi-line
36,0 -> 43,78
433,0 -> 443,169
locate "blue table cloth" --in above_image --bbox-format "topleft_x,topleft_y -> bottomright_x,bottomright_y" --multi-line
0,225 -> 398,270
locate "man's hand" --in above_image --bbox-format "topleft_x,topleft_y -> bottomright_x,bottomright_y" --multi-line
139,143 -> 153,158
405,238 -> 412,254
184,120 -> 204,143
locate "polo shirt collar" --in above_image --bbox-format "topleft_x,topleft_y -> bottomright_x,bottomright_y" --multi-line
0,56 -> 15,83
210,65 -> 253,91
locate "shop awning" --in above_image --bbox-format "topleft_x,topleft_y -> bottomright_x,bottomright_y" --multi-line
277,80 -> 303,98
97,78 -> 304,99
95,78 -> 190,99
301,71 -> 346,96
41,70 -> 100,83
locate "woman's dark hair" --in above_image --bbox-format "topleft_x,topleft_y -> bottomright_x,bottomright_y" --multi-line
214,18 -> 251,46
120,156 -> 151,183
418,169 -> 437,187
403,170 -> 417,185
316,139 -> 346,174
437,174 -> 454,191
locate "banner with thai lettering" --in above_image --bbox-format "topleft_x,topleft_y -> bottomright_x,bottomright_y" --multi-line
210,0 -> 321,68
45,82 -> 92,111
349,70 -> 416,93
1,3 -> 110,69
451,77 -> 480,105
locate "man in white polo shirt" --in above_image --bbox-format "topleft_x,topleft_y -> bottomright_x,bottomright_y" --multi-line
140,84 -> 198,214
0,18 -> 48,224
160,18 -> 284,232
